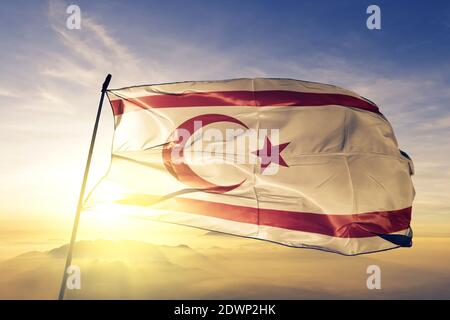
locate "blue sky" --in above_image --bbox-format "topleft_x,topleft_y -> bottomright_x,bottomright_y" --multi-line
114,0 -> 450,69
2,1 -> 450,76
0,0 -> 449,227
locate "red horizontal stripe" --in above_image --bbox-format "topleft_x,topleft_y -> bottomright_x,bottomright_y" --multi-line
117,194 -> 410,238
109,90 -> 379,115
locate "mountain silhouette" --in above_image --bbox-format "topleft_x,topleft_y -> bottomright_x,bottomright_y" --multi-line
1,238 -> 450,299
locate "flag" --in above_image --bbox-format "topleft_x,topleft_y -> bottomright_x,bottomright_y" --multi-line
85,78 -> 415,255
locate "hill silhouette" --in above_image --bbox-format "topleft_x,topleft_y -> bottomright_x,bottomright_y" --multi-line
1,238 -> 450,299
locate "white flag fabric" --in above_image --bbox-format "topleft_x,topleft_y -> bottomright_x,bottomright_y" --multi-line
85,78 -> 414,255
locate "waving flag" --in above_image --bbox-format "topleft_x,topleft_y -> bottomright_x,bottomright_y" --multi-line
85,78 -> 414,255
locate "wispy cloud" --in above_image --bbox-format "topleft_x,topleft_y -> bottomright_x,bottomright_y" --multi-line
1,0 -> 449,221
0,88 -> 19,98
45,0 -> 141,88
420,115 -> 450,130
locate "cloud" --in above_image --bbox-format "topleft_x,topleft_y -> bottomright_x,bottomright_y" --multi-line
0,88 -> 19,98
420,115 -> 450,130
1,0 -> 449,226
27,1 -> 450,221
45,0 -> 142,88
2,239 -> 450,299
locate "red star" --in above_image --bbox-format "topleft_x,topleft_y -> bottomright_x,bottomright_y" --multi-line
252,136 -> 290,173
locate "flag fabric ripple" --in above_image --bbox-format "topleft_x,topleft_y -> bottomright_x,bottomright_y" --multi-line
85,78 -> 415,255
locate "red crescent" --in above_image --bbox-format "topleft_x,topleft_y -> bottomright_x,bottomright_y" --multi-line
162,114 -> 248,193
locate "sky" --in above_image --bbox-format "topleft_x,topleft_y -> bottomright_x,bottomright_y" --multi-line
0,0 -> 450,260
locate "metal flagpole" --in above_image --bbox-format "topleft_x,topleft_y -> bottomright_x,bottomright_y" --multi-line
58,74 -> 112,300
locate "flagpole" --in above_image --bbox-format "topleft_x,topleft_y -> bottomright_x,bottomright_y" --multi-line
58,74 -> 112,300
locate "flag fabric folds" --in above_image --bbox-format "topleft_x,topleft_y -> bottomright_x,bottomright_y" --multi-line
85,78 -> 415,255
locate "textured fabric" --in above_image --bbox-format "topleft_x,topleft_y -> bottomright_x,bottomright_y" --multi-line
85,78 -> 415,255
